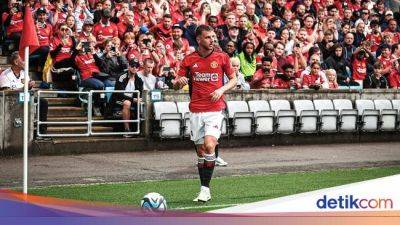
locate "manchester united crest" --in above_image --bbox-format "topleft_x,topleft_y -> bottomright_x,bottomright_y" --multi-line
210,61 -> 218,68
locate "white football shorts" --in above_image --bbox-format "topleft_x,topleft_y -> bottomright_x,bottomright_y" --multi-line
190,111 -> 224,145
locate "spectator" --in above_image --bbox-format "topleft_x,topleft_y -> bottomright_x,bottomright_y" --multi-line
98,39 -> 128,83
388,58 -> 400,89
93,8 -> 118,45
325,69 -> 339,89
324,44 -> 352,86
2,0 -> 23,51
377,44 -> 394,76
302,62 -> 325,90
250,56 -> 275,89
49,23 -> 76,87
31,8 -> 52,71
230,57 -> 250,90
110,58 -> 143,137
351,46 -> 375,86
0,52 -> 48,135
273,63 -> 299,90
74,40 -> 113,116
363,62 -> 388,89
137,58 -> 157,91
238,41 -> 261,81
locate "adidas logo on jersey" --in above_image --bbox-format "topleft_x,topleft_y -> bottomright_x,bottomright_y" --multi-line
193,64 -> 198,68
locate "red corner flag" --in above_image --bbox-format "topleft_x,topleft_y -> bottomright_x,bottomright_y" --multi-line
19,7 -> 39,58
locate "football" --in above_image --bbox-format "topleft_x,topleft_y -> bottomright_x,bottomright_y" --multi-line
140,192 -> 167,213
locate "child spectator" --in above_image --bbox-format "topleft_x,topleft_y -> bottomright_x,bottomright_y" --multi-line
325,69 -> 339,89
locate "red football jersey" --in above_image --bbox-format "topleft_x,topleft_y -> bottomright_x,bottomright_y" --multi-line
177,51 -> 234,113
93,22 -> 118,44
75,53 -> 100,80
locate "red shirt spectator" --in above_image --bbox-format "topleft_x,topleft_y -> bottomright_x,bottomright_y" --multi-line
74,53 -> 100,80
388,71 -> 400,88
49,35 -> 74,63
93,21 -> 118,44
352,57 -> 367,81
2,11 -> 23,37
36,22 -> 53,46
250,69 -> 275,89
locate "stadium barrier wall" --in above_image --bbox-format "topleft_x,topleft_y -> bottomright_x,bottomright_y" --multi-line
0,91 -> 34,155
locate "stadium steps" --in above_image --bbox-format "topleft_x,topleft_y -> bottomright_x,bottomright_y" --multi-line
48,106 -> 86,117
47,126 -> 113,134
45,97 -> 78,106
47,116 -> 102,122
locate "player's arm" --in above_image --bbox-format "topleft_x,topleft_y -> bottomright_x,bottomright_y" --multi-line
210,72 -> 237,102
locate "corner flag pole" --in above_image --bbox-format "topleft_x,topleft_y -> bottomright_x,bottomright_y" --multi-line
23,46 -> 29,195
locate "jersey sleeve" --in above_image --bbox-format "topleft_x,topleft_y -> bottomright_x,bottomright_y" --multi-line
177,56 -> 190,78
222,53 -> 234,79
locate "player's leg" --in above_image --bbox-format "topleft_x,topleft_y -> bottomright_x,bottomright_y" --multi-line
190,113 -> 210,202
193,112 -> 224,202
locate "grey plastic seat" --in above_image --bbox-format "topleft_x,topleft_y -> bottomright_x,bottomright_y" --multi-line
355,100 -> 380,132
293,100 -> 319,133
226,101 -> 253,136
176,101 -> 190,137
269,100 -> 296,134
248,100 -> 275,135
153,101 -> 182,138
374,100 -> 397,131
333,99 -> 358,132
313,99 -> 339,132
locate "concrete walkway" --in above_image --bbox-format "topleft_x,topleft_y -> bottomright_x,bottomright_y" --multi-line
1,142 -> 400,188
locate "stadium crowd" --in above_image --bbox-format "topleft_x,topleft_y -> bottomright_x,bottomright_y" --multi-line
2,0 -> 400,93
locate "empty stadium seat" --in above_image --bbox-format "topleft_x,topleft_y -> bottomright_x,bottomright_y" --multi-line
374,100 -> 397,131
248,100 -> 274,135
355,100 -> 380,132
270,100 -> 296,134
226,101 -> 253,136
293,100 -> 319,133
176,102 -> 190,137
153,102 -> 182,138
333,99 -> 358,132
313,99 -> 339,132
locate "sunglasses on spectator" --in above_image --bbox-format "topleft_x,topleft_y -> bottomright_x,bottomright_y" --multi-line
60,27 -> 68,31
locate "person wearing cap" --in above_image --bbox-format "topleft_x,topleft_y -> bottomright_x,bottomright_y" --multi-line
31,7 -> 52,70
164,23 -> 190,56
110,58 -> 143,137
93,8 -> 118,45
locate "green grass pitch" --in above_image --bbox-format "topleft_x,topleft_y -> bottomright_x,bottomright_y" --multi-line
29,166 -> 400,212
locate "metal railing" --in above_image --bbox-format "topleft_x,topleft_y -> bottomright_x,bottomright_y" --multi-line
37,90 -> 141,137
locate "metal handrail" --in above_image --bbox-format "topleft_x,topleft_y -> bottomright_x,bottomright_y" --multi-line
36,90 -> 142,137
37,90 -> 91,137
89,90 -> 140,136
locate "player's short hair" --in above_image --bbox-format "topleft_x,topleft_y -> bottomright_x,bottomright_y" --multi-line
195,25 -> 214,38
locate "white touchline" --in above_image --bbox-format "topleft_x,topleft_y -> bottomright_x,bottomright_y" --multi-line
174,204 -> 239,210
